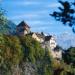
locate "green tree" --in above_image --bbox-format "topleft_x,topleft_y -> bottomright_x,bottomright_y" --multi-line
19,35 -> 53,75
0,8 -> 6,25
43,50 -> 53,75
63,47 -> 75,65
3,35 -> 23,65
0,35 -> 23,75
62,47 -> 75,75
67,47 -> 75,65
19,35 -> 45,63
0,8 -> 10,34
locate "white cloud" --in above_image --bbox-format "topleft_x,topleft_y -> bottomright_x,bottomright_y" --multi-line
28,21 -> 42,24
10,14 -> 39,20
47,3 -> 61,8
2,1 -> 41,6
27,20 -> 52,25
32,26 -> 48,30
17,1 -> 40,5
9,12 -> 50,21
10,9 -> 49,16
32,10 -> 49,14
6,1 -> 41,6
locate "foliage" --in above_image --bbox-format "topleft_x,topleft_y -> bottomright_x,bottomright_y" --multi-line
0,8 -> 16,34
0,34 -> 53,75
0,35 -> 23,75
0,22 -> 75,75
0,34 -> 75,75
43,50 -> 53,75
62,47 -> 75,75
68,47 -> 75,65
50,0 -> 75,33
63,47 -> 75,65
19,35 -> 45,63
0,8 -> 6,25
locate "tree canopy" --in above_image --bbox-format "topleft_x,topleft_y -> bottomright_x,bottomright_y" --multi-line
0,8 -> 6,25
50,0 -> 75,33
0,8 -> 10,34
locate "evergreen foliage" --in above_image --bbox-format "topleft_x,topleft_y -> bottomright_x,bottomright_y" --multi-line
50,0 -> 75,33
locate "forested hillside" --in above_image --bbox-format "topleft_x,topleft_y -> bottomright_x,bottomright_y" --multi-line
0,34 -> 75,75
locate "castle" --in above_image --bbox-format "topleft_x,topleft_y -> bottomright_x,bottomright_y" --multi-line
16,21 -> 62,60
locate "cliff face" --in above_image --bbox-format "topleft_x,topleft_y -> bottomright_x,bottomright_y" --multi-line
4,62 -> 37,75
20,62 -> 37,75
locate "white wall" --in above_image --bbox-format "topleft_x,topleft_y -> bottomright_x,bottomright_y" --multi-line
50,37 -> 57,50
32,33 -> 44,43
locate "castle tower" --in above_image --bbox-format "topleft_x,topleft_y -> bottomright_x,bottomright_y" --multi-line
16,21 -> 30,36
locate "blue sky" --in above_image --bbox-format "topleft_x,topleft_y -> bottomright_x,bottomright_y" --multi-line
1,0 -> 74,35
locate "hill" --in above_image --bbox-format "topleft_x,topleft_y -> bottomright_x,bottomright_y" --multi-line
0,20 -> 16,34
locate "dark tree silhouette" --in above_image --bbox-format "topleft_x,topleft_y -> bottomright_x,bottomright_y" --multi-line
50,0 -> 75,33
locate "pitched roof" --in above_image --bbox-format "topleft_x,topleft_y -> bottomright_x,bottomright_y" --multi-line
17,21 -> 30,28
45,35 -> 52,41
27,32 -> 45,39
35,33 -> 45,39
